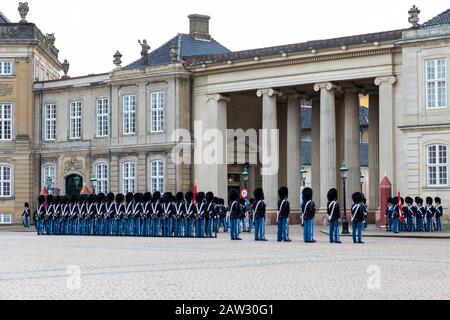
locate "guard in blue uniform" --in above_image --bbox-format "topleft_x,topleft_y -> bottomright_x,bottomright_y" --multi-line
162,192 -> 175,237
68,195 -> 78,235
205,192 -> 215,238
228,189 -> 242,240
212,197 -> 220,233
435,197 -> 443,231
327,188 -> 341,244
45,195 -> 54,235
195,192 -> 206,238
35,195 -> 46,235
217,198 -> 227,233
362,195 -> 368,230
86,194 -> 96,236
114,194 -> 125,236
60,196 -> 69,235
141,192 -> 152,237
301,188 -> 316,243
105,193 -> 115,236
94,193 -> 105,236
78,195 -> 87,235
385,197 -> 393,232
174,192 -> 185,237
151,192 -> 162,237
277,187 -> 291,242
391,197 -> 400,234
124,193 -> 133,236
239,198 -> 247,233
184,192 -> 195,237
253,188 -> 267,241
246,198 -> 255,233
425,197 -> 435,232
404,197 -> 416,232
351,192 -> 365,244
415,197 -> 425,232
133,193 -> 143,236
22,203 -> 31,228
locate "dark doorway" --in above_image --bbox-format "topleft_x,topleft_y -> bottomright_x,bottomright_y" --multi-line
65,174 -> 83,197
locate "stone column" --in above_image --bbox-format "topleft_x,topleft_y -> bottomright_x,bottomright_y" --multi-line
314,83 -> 338,210
369,93 -> 380,212
286,95 -> 302,209
257,88 -> 280,210
344,89 -> 361,206
375,76 -> 396,188
311,96 -> 320,205
206,94 -> 229,200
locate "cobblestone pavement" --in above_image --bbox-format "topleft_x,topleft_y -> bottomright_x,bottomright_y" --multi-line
1,226 -> 449,300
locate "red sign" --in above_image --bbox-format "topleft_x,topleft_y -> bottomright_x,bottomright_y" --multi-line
240,188 -> 249,199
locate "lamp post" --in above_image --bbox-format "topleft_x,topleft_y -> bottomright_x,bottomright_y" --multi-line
300,165 -> 307,187
340,161 -> 350,234
360,169 -> 365,193
242,167 -> 249,188
90,174 -> 97,195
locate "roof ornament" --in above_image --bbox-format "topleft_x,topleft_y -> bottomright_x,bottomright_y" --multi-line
46,33 -> 55,46
408,5 -> 421,29
61,59 -> 70,79
138,39 -> 151,66
170,41 -> 179,64
113,50 -> 122,70
18,2 -> 29,23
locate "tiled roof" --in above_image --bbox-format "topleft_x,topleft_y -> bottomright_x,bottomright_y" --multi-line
301,141 -> 369,167
124,33 -> 230,70
184,29 -> 404,65
422,8 -> 450,28
0,11 -> 10,23
301,107 -> 369,130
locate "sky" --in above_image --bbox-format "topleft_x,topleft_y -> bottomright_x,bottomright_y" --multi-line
1,0 -> 449,76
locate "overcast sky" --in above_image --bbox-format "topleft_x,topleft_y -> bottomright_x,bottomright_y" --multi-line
2,0 -> 449,76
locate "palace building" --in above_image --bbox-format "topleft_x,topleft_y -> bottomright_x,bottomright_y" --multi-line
1,4 -> 449,224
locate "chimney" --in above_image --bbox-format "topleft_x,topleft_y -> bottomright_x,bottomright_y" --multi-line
188,14 -> 211,41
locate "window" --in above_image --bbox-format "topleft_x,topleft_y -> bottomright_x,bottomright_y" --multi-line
150,92 -> 165,133
44,104 -> 56,141
0,165 -> 12,197
96,98 -> 109,137
123,95 -> 136,135
0,104 -> 12,141
427,144 -> 448,186
150,160 -> 164,193
0,61 -> 13,75
0,213 -> 12,225
43,165 -> 56,189
122,162 -> 136,194
96,163 -> 108,194
69,101 -> 82,139
426,59 -> 447,109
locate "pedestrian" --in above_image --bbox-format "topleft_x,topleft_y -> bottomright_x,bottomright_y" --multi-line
327,188 -> 341,244
277,187 -> 291,242
351,192 -> 365,244
301,188 -> 316,243
253,188 -> 267,241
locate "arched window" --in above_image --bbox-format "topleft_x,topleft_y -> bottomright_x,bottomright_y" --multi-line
95,163 -> 108,194
427,144 -> 448,186
150,160 -> 164,193
0,165 -> 12,197
122,162 -> 136,194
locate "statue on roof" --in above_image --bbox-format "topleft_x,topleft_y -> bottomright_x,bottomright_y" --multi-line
138,39 -> 151,66
18,2 -> 29,23
408,5 -> 421,29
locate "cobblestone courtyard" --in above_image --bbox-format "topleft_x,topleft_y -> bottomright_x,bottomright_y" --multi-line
1,227 -> 449,300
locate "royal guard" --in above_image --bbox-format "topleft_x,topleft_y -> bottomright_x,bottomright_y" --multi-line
52,196 -> 62,235
85,194 -> 96,236
174,192 -> 185,237
253,188 -> 267,241
184,192 -> 195,237
45,195 -> 54,235
162,192 -> 175,237
404,197 -> 417,232
239,198 -> 247,233
391,197 -> 400,234
385,197 -> 393,232
362,195 -> 368,230
218,198 -> 228,233
78,195 -> 88,235
133,193 -> 143,237
68,195 -> 77,235
212,197 -> 220,233
277,187 -> 291,242
415,197 -> 425,232
95,193 -> 106,236
228,189 -> 242,240
123,193 -> 133,236
301,188 -> 316,243
195,192 -> 206,238
35,195 -> 46,235
22,203 -> 31,228
105,193 -> 115,236
435,197 -> 443,231
425,197 -> 435,232
151,192 -> 162,237
351,192 -> 365,244
142,192 -> 152,237
60,196 -> 69,235
327,188 -> 341,244
114,194 -> 125,236
205,192 -> 215,238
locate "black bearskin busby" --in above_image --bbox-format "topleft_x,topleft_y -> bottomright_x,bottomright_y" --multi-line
97,193 -> 106,203
79,194 -> 88,204
197,192 -> 205,203
62,196 -> 69,205
278,187 -> 289,200
426,197 -> 433,205
106,192 -> 115,203
405,196 -> 414,205
352,192 -> 363,204
38,195 -> 46,205
415,197 -> 423,206
116,193 -> 125,204
302,187 -> 313,202
163,192 -> 173,203
185,191 -> 194,202
134,193 -> 142,203
153,191 -> 161,202
54,196 -> 61,205
435,197 -> 441,204
143,192 -> 152,203
390,197 -> 398,206
176,192 -> 184,202
47,194 -> 54,205
327,188 -> 338,202
126,192 -> 134,204
88,194 -> 96,204
254,188 -> 264,201
229,189 -> 239,202
206,192 -> 214,203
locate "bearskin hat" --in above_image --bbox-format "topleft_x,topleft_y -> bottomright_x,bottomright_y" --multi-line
97,193 -> 106,203
254,188 -> 264,201
176,192 -> 184,202
80,194 -> 89,204
415,197 -> 423,205
197,192 -> 205,203
153,191 -> 161,202
390,197 -> 398,206
213,196 -> 218,204
116,193 -> 125,203
387,197 -> 393,205
133,193 -> 142,203
278,187 -> 289,200
38,195 -> 46,205
47,195 -> 54,204
185,191 -> 194,202
206,192 -> 214,203
88,194 -> 96,203
106,192 -> 115,203
70,194 -> 78,204
435,197 -> 441,204
426,197 -> 433,205
54,196 -> 61,205
229,189 -> 239,202
405,196 -> 414,205
126,192 -> 134,203
327,188 -> 338,202
219,198 -> 225,206
302,187 -> 313,202
352,192 -> 363,204
163,192 -> 173,203
143,192 -> 152,203
362,195 -> 367,204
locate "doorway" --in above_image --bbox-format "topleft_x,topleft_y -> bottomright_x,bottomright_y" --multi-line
65,174 -> 83,197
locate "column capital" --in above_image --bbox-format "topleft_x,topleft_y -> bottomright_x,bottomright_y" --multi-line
257,88 -> 282,98
314,82 -> 340,92
375,76 -> 397,86
206,94 -> 230,103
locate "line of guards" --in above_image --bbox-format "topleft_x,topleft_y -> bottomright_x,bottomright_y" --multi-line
34,191 -> 231,238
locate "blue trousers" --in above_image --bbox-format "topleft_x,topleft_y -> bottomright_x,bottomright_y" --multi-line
254,217 -> 265,240
218,218 -> 227,232
392,217 -> 399,233
24,216 -> 30,228
352,221 -> 363,243
303,219 -> 314,242
205,218 -> 213,237
174,219 -> 182,237
152,218 -> 161,237
407,217 -> 415,232
277,217 -> 289,241
36,219 -> 42,235
416,218 -> 424,231
248,217 -> 254,232
230,218 -> 239,240
426,217 -> 433,232
185,219 -> 194,237
436,217 -> 443,231
329,219 -> 340,243
195,218 -> 205,238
